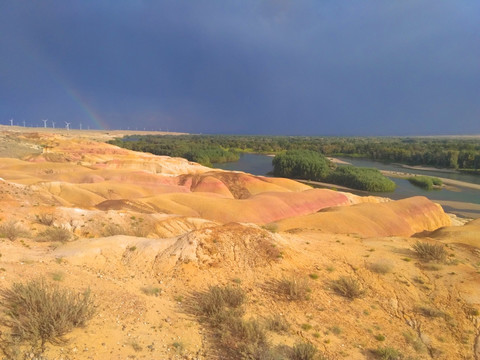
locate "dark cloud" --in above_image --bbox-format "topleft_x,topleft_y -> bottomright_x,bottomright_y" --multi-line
1,1 -> 479,134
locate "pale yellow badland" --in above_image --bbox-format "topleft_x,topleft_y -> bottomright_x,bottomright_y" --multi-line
0,127 -> 479,359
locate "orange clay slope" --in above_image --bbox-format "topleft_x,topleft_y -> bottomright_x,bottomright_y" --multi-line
275,196 -> 451,237
0,131 -> 351,224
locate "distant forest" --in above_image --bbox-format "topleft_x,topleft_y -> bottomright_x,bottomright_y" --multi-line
109,135 -> 480,172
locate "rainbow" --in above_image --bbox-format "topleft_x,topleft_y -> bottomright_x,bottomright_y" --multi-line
62,86 -> 109,130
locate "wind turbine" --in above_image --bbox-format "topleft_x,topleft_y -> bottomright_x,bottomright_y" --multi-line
65,122 -> 71,131
79,122 -> 82,130
9,119 -> 13,126
42,119 -> 48,128
52,121 -> 55,128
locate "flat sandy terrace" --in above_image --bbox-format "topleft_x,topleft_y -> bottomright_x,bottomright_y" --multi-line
0,125 -> 185,141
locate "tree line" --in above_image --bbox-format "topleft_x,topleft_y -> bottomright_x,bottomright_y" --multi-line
109,135 -> 480,172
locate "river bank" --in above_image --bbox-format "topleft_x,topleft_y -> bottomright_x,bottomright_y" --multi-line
379,170 -> 480,191
213,153 -> 480,218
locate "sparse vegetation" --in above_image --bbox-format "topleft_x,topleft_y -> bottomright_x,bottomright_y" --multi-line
35,213 -> 54,226
102,223 -> 127,236
128,340 -> 142,352
416,306 -> 447,318
413,241 -> 447,262
331,276 -> 365,299
372,346 -> 402,360
290,342 -> 321,360
141,286 -> 161,297
198,285 -> 246,318
277,277 -> 311,301
220,316 -> 269,359
265,314 -> 290,334
329,326 -> 342,335
50,271 -> 64,282
0,220 -> 26,241
172,341 -> 184,353
403,331 -> 426,353
301,323 -> 312,331
37,226 -> 71,243
368,260 -> 393,274
0,278 -> 94,354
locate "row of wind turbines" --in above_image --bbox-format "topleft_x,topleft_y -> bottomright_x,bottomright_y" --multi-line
6,118 -> 88,131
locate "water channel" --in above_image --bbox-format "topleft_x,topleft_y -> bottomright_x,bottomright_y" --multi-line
213,153 -> 480,217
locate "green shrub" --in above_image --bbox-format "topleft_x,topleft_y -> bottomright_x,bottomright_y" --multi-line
327,166 -> 396,192
331,276 -> 365,299
408,176 -> 442,190
413,241 -> 447,262
37,227 -> 71,243
0,278 -> 94,353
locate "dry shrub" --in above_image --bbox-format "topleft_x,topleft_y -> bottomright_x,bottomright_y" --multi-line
0,278 -> 94,354
220,316 -> 269,359
372,346 -> 402,360
278,277 -> 310,301
35,213 -> 54,226
331,276 -> 365,299
368,260 -> 393,274
290,342 -> 320,360
37,227 -> 71,243
0,221 -> 26,241
198,285 -> 246,317
265,314 -> 290,334
140,286 -> 161,297
102,223 -> 128,236
412,241 -> 447,262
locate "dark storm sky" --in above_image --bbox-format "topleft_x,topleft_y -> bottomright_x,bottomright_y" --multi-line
1,1 -> 479,135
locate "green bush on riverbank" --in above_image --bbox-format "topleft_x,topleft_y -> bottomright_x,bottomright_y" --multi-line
272,151 -> 396,192
327,166 -> 396,192
272,150 -> 330,180
408,176 -> 442,190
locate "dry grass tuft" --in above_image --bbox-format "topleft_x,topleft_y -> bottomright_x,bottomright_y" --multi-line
277,277 -> 311,301
368,260 -> 393,274
0,278 -> 94,354
37,226 -> 71,243
198,285 -> 246,317
331,276 -> 365,299
290,342 -> 321,360
35,213 -> 54,226
0,221 -> 27,241
265,314 -> 290,334
412,241 -> 447,262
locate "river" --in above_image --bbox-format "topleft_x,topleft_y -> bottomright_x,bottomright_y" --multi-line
213,153 -> 480,218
